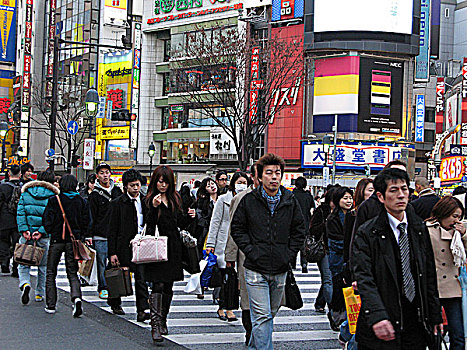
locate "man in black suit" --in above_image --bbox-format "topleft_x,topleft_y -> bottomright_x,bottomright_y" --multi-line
107,169 -> 149,321
411,176 -> 440,220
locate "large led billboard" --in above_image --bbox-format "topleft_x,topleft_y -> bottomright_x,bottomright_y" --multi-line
314,0 -> 413,35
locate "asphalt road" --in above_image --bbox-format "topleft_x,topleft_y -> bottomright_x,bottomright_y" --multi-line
0,273 -> 186,350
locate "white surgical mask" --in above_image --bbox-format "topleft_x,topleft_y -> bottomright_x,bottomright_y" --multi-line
235,184 -> 247,193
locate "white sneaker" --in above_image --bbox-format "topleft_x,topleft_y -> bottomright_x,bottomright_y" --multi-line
44,306 -> 56,314
73,298 -> 83,318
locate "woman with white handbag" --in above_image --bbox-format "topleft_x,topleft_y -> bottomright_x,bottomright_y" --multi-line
144,165 -> 195,343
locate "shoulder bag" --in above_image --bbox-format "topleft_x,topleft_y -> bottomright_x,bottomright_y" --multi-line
56,195 -> 91,261
284,266 -> 303,310
130,224 -> 168,264
304,233 -> 326,263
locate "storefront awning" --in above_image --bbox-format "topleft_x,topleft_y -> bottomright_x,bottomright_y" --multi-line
153,128 -> 211,143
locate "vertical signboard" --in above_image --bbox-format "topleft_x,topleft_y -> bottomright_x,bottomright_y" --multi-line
435,77 -> 445,136
461,58 -> 467,144
249,46 -> 260,123
271,0 -> 304,21
430,0 -> 441,59
415,95 -> 425,142
46,0 -> 56,98
0,0 -> 16,63
445,94 -> 458,150
83,138 -> 95,170
415,0 -> 430,81
130,22 -> 141,149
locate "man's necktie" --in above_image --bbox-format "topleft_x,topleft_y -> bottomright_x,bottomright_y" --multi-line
397,223 -> 416,302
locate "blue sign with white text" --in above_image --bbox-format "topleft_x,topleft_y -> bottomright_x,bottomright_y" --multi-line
415,0 -> 431,81
415,95 -> 425,142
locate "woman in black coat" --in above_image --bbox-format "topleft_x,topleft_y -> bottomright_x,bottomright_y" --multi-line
43,174 -> 89,317
144,165 -> 195,343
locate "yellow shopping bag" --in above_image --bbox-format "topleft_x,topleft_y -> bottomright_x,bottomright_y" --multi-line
343,286 -> 361,334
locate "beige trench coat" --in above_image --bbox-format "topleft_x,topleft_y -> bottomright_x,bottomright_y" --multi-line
426,221 -> 467,299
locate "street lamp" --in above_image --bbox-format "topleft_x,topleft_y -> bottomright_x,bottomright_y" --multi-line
148,142 -> 155,174
0,121 -> 7,138
85,89 -> 99,118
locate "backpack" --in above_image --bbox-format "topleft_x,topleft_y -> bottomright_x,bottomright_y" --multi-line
5,182 -> 22,214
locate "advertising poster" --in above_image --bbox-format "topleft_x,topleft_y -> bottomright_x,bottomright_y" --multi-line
358,57 -> 404,135
415,0 -> 430,81
415,95 -> 425,142
267,25 -> 303,160
435,77 -> 445,135
104,0 -> 127,26
445,94 -> 458,150
461,58 -> 467,144
0,0 -> 16,63
271,0 -> 304,21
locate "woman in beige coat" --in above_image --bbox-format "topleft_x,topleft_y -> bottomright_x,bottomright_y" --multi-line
426,196 -> 467,350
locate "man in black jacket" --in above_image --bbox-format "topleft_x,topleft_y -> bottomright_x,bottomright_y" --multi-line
351,168 -> 443,350
0,165 -> 22,276
107,169 -> 149,320
87,162 -> 123,299
411,176 -> 440,220
231,153 -> 306,350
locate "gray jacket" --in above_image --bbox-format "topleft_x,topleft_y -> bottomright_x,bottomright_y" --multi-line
206,191 -> 234,268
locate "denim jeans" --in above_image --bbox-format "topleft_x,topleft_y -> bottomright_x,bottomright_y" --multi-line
18,236 -> 50,297
440,297 -> 465,350
340,320 -> 357,350
316,254 -> 333,307
328,239 -> 344,277
245,268 -> 287,350
94,240 -> 108,291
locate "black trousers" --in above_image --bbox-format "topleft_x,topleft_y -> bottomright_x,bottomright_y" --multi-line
108,264 -> 149,312
0,228 -> 19,266
46,242 -> 82,307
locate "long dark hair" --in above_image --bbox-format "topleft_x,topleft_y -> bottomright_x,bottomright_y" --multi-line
145,165 -> 181,212
196,177 -> 218,213
354,178 -> 373,209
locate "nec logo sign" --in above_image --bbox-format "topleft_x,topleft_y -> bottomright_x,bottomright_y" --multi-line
390,62 -> 402,68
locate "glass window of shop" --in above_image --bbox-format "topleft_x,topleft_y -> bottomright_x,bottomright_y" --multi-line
106,139 -> 135,161
171,64 -> 236,93
162,72 -> 170,95
187,107 -> 231,127
164,140 -> 209,164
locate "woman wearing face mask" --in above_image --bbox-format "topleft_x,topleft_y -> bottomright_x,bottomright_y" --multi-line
426,196 -> 467,350
206,172 -> 251,321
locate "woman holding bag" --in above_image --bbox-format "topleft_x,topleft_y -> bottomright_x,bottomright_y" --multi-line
206,171 -> 250,321
426,196 -> 467,350
144,165 -> 195,343
43,174 -> 89,317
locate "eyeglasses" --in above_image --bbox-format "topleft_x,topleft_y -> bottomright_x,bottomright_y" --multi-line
218,178 -> 227,182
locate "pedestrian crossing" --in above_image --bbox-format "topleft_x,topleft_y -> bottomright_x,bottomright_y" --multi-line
35,261 -> 342,349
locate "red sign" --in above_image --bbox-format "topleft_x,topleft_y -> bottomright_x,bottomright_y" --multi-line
0,98 -> 11,114
462,58 -> 467,144
267,25 -> 304,160
435,77 -> 445,135
280,0 -> 296,21
249,46 -> 261,123
24,55 -> 31,72
107,89 -> 124,109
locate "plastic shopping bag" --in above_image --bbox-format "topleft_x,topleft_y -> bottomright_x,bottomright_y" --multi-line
343,286 -> 361,334
80,254 -> 98,286
200,251 -> 217,288
184,259 -> 208,295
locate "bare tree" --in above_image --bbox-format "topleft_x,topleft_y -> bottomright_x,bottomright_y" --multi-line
171,22 -> 304,170
30,77 -> 91,172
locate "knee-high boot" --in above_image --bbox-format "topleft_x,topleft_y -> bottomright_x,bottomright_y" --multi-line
161,293 -> 173,335
149,293 -> 164,342
242,309 -> 252,345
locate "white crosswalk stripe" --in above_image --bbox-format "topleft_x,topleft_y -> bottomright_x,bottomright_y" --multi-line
34,261 -> 342,349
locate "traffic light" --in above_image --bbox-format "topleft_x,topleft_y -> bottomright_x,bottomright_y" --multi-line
71,154 -> 81,167
111,109 -> 131,121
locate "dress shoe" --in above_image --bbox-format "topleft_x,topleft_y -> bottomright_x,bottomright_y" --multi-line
302,265 -> 308,273
111,305 -> 125,315
226,310 -> 238,321
1,265 -> 10,273
217,309 -> 227,321
137,311 -> 150,322
21,283 -> 30,305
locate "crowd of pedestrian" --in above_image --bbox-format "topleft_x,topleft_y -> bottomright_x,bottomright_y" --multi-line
1,153 -> 467,350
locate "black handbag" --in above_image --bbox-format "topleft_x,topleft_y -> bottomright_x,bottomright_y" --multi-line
104,267 -> 133,298
284,267 -> 303,310
209,263 -> 223,288
181,244 -> 201,274
304,234 -> 326,263
223,266 -> 239,310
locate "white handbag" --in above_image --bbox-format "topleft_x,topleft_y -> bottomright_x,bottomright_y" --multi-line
130,224 -> 168,264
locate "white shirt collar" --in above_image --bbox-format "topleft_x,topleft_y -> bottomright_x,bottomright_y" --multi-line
387,211 -> 408,243
127,193 -> 141,202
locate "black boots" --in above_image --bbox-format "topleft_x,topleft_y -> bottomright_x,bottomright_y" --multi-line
149,293 -> 164,342
161,293 -> 173,335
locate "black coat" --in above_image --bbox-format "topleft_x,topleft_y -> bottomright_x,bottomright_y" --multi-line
144,201 -> 192,283
231,186 -> 306,275
326,208 -> 345,241
43,194 -> 89,243
292,188 -> 314,235
88,184 -> 123,238
108,194 -> 147,268
351,206 -> 442,349
0,179 -> 22,230
310,203 -> 331,249
410,192 -> 440,221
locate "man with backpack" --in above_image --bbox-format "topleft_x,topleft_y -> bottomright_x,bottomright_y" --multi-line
0,165 -> 22,276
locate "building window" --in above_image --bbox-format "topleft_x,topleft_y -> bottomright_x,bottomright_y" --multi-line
162,73 -> 170,95
425,107 -> 435,122
424,129 -> 435,143
252,133 -> 265,160
163,39 -> 171,62
161,107 -> 170,130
